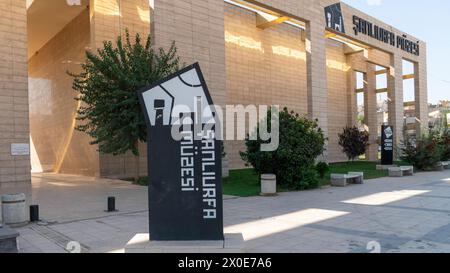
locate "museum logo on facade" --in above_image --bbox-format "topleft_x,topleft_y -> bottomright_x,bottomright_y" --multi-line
325,3 -> 346,34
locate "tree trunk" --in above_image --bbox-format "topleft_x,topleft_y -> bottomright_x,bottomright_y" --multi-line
134,154 -> 140,183
134,141 -> 140,183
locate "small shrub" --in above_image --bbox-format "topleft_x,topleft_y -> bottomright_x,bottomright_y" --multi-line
439,130 -> 450,161
240,108 -> 326,190
297,168 -> 320,190
316,162 -> 330,179
401,133 -> 443,171
338,126 -> 370,161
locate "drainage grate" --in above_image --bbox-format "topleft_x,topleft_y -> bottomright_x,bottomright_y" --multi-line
30,225 -> 90,253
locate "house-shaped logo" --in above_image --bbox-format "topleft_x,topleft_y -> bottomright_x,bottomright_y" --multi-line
139,64 -> 216,128
384,126 -> 393,139
324,3 -> 346,34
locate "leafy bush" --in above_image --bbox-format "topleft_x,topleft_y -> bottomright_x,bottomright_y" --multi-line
298,168 -> 320,190
316,162 -> 330,179
338,126 -> 370,161
240,108 -> 326,190
439,130 -> 450,161
401,133 -> 443,171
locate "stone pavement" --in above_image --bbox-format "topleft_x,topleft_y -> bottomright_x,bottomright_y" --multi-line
13,170 -> 450,253
28,173 -> 149,223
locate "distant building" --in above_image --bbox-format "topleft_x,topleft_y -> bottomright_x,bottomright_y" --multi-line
429,101 -> 450,130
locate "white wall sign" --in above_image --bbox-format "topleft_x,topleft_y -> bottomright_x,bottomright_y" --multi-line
11,143 -> 30,156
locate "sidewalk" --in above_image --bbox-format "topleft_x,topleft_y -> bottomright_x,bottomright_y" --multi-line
16,170 -> 450,253
29,173 -> 148,223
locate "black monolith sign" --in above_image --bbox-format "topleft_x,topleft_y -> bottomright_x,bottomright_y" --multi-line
381,125 -> 394,165
138,63 -> 224,241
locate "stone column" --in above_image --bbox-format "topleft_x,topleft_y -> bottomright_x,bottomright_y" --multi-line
388,54 -> 404,152
153,0 -> 228,175
90,0 -> 151,48
414,45 -> 429,137
365,63 -> 378,161
0,0 -> 31,190
305,20 -> 329,159
347,70 -> 358,126
90,0 -> 152,178
89,0 -> 121,48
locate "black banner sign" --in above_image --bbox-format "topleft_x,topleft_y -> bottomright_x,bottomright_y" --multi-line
138,63 -> 224,241
381,125 -> 394,166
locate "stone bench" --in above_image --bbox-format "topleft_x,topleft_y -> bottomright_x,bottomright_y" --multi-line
331,172 -> 364,187
389,166 -> 414,177
0,226 -> 19,253
435,162 -> 450,171
376,165 -> 397,171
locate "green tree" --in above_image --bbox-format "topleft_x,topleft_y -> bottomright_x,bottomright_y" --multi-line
70,31 -> 181,181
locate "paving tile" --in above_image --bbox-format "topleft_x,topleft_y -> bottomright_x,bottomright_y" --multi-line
11,171 -> 450,253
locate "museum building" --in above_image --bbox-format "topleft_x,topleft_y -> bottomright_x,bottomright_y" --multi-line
0,0 -> 428,189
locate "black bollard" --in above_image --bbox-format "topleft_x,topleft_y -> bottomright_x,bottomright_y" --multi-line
107,197 -> 117,212
30,205 -> 39,222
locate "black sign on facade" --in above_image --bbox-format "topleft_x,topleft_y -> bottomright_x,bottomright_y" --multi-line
381,125 -> 394,166
138,63 -> 224,241
324,3 -> 346,34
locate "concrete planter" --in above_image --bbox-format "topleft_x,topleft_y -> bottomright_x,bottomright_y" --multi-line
1,194 -> 27,227
261,174 -> 277,196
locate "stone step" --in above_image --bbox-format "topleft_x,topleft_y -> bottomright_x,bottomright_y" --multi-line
0,226 -> 19,253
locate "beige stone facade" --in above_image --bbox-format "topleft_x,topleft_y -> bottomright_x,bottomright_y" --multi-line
0,0 -> 428,186
0,0 -> 30,189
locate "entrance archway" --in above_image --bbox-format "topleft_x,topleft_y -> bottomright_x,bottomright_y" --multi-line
27,0 -> 99,177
